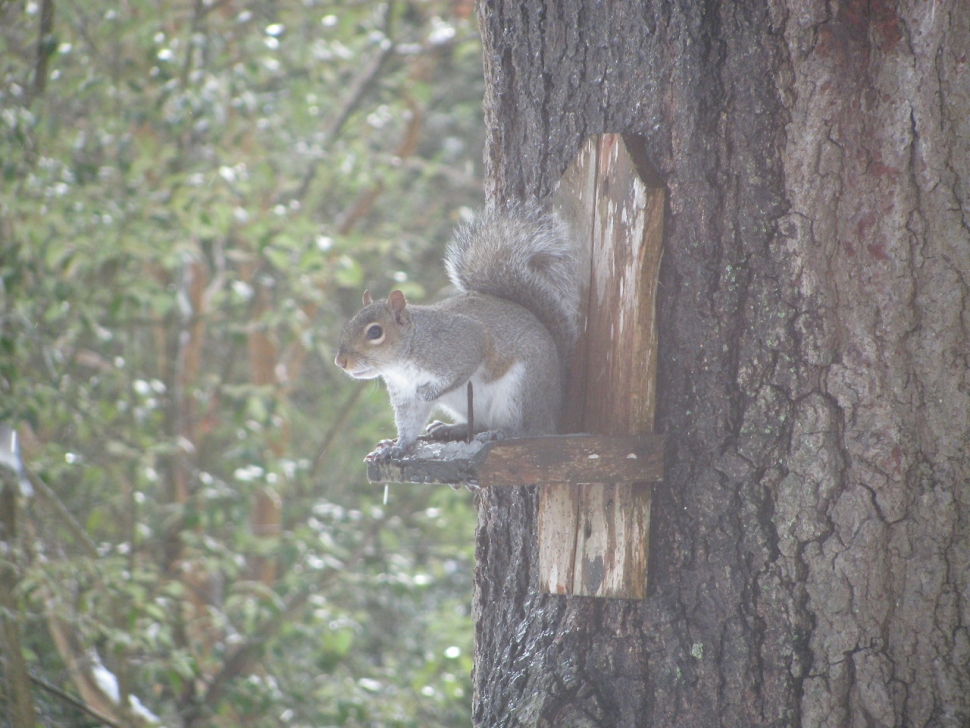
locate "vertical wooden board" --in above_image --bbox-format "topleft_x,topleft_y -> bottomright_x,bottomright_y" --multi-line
539,137 -> 599,597
584,135 -> 664,436
537,483 -> 580,594
635,189 -> 664,432
576,135 -> 663,598
572,483 -> 652,597
552,137 -> 598,431
540,134 -> 665,600
570,483 -> 612,595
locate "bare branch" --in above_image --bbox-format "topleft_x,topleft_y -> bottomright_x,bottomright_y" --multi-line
187,518 -> 383,725
288,44 -> 396,204
0,468 -> 39,728
29,672 -> 121,728
310,381 -> 368,478
29,0 -> 55,103
26,469 -> 99,559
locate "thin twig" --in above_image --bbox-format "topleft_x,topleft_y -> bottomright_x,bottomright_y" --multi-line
179,0 -> 206,86
325,45 -> 395,141
310,381 -> 367,478
288,0 -> 399,204
186,515 -> 383,725
26,470 -> 99,559
289,44 -> 396,204
334,180 -> 386,235
61,1 -> 105,69
28,672 -> 122,728
29,0 -> 55,103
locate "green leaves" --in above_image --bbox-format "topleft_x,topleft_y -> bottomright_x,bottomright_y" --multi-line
2,0 -> 483,725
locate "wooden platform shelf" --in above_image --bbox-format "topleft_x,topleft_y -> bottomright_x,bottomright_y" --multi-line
366,434 -> 663,489
368,432 -> 664,598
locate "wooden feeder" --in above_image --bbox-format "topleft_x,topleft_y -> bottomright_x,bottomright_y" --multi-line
368,134 -> 664,599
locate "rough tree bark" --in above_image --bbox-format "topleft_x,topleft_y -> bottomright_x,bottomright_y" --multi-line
471,1 -> 970,726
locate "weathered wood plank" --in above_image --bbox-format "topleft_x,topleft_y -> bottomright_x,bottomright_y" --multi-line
366,439 -> 488,486
582,134 -> 664,436
542,133 -> 665,599
477,434 -> 663,488
536,484 -> 580,595
366,434 -> 664,488
571,482 -> 652,597
554,137 -> 597,430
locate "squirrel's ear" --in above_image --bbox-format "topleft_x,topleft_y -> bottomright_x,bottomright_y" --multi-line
362,290 -> 373,306
388,290 -> 410,325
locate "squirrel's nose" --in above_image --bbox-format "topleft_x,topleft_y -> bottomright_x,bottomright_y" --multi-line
334,353 -> 347,369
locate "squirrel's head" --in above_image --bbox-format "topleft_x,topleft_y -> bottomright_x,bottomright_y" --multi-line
334,290 -> 412,378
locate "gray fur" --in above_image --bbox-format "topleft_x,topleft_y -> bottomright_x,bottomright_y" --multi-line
445,203 -> 580,365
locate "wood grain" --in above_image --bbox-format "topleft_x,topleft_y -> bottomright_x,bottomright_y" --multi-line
366,434 -> 664,488
542,134 -> 665,599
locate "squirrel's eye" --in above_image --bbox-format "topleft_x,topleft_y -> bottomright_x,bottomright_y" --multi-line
365,324 -> 384,343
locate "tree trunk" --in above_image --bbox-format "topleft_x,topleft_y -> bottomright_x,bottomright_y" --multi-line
471,1 -> 970,726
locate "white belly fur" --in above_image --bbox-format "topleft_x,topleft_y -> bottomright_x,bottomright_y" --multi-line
436,362 -> 524,431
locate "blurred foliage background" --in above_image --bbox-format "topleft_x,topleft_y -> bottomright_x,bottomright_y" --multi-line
0,0 -> 484,725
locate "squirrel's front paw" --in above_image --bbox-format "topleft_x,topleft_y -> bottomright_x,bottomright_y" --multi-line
388,444 -> 411,458
364,439 -> 401,461
426,421 -> 469,441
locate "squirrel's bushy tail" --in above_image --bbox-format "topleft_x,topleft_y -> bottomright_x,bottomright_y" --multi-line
445,202 -> 580,362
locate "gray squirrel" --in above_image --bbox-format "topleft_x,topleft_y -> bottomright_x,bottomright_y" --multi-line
334,203 -> 580,460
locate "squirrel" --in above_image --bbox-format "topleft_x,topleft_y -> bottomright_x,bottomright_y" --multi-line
334,202 -> 580,460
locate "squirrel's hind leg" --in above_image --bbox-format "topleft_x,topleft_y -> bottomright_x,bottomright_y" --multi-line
425,420 -> 469,441
472,429 -> 508,443
425,420 -> 511,444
